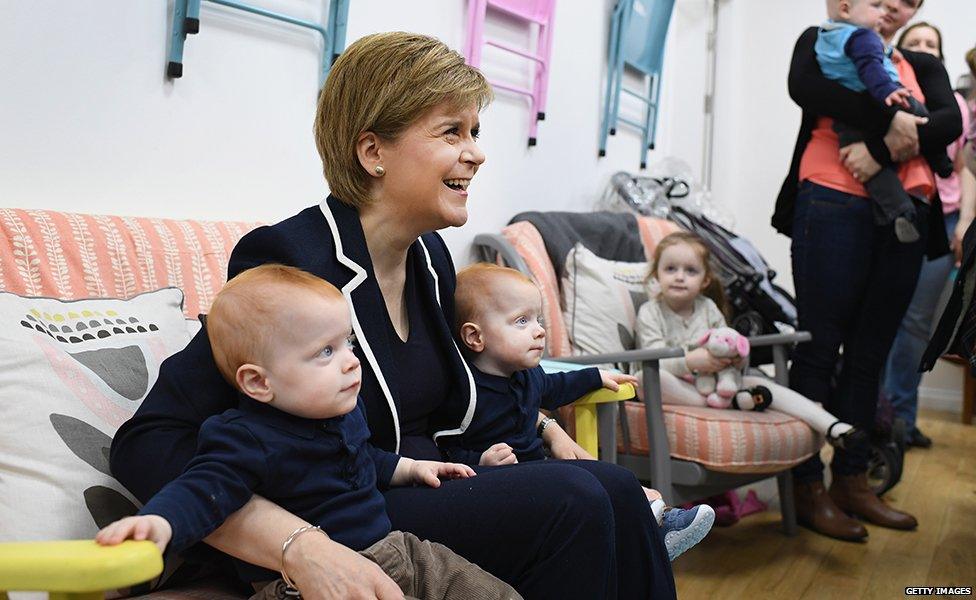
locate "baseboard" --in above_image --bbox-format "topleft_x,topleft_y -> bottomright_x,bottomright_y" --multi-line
917,386 -> 962,414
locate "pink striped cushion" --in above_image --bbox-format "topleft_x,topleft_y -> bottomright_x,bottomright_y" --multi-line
617,401 -> 821,473
0,209 -> 262,317
635,216 -> 681,260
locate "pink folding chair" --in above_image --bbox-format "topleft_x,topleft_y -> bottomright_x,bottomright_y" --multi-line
465,0 -> 557,146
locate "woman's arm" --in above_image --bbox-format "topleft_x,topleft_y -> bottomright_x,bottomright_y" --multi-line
206,496 -> 402,600
907,51 -> 964,156
539,412 -> 595,461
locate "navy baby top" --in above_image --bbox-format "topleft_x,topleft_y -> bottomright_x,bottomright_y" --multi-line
441,365 -> 602,465
138,397 -> 398,561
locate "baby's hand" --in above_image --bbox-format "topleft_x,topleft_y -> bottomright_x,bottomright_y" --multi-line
885,88 -> 913,109
409,460 -> 476,488
95,515 -> 172,554
599,370 -> 639,392
480,442 -> 518,466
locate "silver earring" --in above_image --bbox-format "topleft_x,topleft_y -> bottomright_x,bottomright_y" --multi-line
374,165 -> 386,176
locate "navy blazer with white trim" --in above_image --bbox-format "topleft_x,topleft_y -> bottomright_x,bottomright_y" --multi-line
110,196 -> 477,502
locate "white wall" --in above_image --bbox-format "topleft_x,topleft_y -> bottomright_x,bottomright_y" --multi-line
1,1 -> 973,400
0,0 -> 716,264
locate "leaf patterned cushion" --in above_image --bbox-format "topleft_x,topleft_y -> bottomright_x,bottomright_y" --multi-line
0,289 -> 192,596
0,208 -> 262,319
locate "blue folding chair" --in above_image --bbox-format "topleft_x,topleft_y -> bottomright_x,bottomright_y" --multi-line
167,0 -> 350,88
599,0 -> 675,169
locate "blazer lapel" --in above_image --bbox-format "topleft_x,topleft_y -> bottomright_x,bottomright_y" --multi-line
319,197 -> 402,451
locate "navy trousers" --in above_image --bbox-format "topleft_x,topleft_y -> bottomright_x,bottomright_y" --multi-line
384,459 -> 675,600
790,181 -> 926,481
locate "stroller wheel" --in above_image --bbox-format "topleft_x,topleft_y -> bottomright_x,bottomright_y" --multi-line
866,441 -> 903,496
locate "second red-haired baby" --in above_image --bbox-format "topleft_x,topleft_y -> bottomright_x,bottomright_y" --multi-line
443,263 -> 714,561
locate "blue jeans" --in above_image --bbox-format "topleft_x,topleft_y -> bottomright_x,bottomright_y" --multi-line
789,182 -> 927,481
882,211 -> 959,429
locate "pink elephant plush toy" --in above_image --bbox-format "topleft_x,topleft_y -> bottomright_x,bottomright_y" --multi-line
694,327 -> 750,409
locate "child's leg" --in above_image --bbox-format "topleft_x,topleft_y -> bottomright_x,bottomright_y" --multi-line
741,375 -> 850,437
360,530 -> 523,600
658,370 -> 709,407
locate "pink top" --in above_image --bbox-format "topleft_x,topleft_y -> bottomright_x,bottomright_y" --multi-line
937,93 -> 974,213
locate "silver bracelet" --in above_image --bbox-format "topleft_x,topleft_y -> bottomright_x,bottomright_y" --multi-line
281,525 -> 328,591
537,416 -> 557,438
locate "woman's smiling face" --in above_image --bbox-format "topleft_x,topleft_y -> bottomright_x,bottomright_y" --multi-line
377,102 -> 486,232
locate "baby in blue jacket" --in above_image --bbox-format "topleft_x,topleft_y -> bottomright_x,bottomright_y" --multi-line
816,0 -> 953,242
97,264 -> 519,600
443,263 -> 714,561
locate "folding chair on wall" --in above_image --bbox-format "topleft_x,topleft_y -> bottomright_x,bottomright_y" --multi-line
167,0 -> 350,88
465,0 -> 557,146
599,0 -> 675,168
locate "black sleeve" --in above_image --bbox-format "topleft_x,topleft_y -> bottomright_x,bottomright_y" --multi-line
906,51 -> 964,156
788,26 -> 895,136
439,443 -> 485,467
110,226 -> 297,503
138,419 -> 268,554
539,368 -> 604,411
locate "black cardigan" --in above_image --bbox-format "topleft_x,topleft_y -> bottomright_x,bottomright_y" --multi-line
110,197 -> 477,502
772,26 -> 963,257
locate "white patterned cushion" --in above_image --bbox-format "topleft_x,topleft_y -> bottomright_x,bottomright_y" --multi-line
0,288 -> 190,549
561,243 -> 652,362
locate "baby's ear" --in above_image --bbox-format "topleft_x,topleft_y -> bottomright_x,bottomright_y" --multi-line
459,322 -> 485,353
237,364 -> 273,403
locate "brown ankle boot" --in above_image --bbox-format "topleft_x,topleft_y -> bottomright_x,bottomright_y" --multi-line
793,479 -> 868,542
829,472 -> 917,530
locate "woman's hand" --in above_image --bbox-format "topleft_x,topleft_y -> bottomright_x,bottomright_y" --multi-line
684,347 -> 732,374
599,370 -> 639,392
479,442 -> 518,466
285,529 -> 405,600
884,111 -> 927,162
840,142 -> 883,183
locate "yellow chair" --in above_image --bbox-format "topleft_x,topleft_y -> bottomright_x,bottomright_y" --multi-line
0,540 -> 162,600
572,383 -> 636,457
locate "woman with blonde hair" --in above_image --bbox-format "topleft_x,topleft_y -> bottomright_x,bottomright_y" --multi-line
111,32 -> 675,599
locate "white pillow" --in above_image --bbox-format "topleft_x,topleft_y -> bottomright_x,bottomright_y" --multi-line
0,288 -> 191,547
561,244 -> 652,364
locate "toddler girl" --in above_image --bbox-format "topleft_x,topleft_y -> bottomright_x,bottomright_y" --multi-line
635,232 -> 863,448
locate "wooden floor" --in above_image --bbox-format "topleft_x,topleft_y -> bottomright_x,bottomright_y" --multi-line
673,410 -> 976,599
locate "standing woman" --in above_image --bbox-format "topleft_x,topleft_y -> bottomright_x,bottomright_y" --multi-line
772,0 -> 962,542
110,32 -> 675,600
883,22 -> 975,449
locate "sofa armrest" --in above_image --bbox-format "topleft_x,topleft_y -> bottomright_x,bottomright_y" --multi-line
0,540 -> 162,594
553,347 -> 684,365
748,331 -> 812,347
748,331 -> 810,385
472,233 -> 531,276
